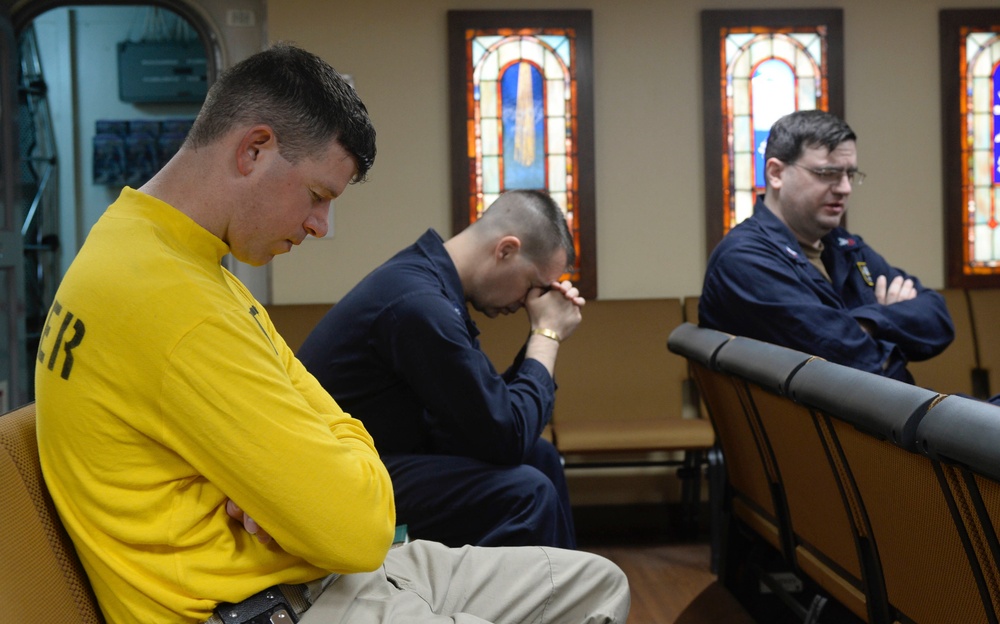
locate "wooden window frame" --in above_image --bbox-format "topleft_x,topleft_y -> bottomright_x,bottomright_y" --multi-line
941,9 -> 1000,288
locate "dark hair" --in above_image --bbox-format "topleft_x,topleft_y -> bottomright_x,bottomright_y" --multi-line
480,190 -> 576,269
763,109 -> 856,165
185,42 -> 376,181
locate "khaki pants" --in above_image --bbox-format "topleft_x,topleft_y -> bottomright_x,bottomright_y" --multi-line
301,540 -> 630,623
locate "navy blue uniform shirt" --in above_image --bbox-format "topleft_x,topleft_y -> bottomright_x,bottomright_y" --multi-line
699,200 -> 954,382
297,229 -> 554,465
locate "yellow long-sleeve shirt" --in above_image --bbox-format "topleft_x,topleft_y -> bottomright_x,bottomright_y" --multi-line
35,187 -> 395,624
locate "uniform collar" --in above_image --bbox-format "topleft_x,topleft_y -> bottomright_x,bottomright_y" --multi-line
751,199 -> 862,262
414,228 -> 469,320
751,200 -> 809,264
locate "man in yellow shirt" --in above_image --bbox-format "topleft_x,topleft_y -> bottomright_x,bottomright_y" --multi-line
34,43 -> 629,624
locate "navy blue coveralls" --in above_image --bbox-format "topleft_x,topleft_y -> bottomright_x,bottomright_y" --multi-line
699,201 -> 954,383
297,229 -> 576,549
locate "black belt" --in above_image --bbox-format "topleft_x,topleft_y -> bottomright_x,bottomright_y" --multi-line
206,584 -> 311,624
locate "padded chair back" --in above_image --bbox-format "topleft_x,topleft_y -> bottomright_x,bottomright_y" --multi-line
968,288 -> 1000,398
672,329 -> 782,552
790,362 -> 990,624
908,289 -> 979,397
469,306 -> 530,371
667,322 -> 731,369
715,336 -> 814,397
917,394 -> 1000,620
668,321 -> 730,423
717,345 -> 872,620
918,393 -> 1000,481
787,357 -> 938,450
682,295 -> 700,325
553,298 -> 686,425
0,403 -> 104,623
264,303 -> 333,354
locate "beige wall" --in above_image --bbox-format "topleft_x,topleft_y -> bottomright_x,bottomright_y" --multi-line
268,0 -> 993,304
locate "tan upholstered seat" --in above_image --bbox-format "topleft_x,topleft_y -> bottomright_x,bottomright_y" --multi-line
0,402 -> 104,623
554,418 -> 714,454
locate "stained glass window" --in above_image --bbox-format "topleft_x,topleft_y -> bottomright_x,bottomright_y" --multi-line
964,31 -> 1000,269
942,11 -> 1000,287
449,11 -> 596,298
471,34 -> 572,218
702,10 -> 844,255
727,32 -> 826,229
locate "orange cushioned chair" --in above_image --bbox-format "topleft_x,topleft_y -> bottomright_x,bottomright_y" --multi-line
0,402 -> 104,623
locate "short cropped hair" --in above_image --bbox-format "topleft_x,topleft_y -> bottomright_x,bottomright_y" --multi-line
478,190 -> 576,269
185,43 -> 376,182
763,109 -> 856,166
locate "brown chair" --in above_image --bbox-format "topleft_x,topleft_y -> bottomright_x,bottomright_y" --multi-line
909,288 -> 981,397
967,288 -> 1000,398
0,402 -> 104,623
682,295 -> 700,325
550,300 -> 713,446
668,324 -> 778,578
916,393 -> 1000,621
790,359 -> 991,624
549,300 -> 716,532
264,303 -> 333,353
717,340 -> 869,619
712,336 -> 880,621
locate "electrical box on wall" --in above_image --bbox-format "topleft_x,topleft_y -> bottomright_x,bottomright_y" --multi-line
117,41 -> 208,104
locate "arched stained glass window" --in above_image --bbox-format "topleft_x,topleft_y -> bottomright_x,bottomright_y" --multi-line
473,36 -> 571,216
727,33 -> 825,230
702,10 -> 844,256
964,34 -> 1000,268
942,11 -> 1000,288
449,10 -> 596,298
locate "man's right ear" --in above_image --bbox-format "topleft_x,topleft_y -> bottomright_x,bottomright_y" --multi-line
764,158 -> 786,190
495,235 -> 522,261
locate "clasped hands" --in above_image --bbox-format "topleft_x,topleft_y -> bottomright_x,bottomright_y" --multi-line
525,279 -> 585,340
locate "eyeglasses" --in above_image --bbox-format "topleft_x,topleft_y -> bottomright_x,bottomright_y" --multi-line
789,163 -> 866,186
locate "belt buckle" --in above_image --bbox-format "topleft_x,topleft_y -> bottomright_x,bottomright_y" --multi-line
215,586 -> 300,624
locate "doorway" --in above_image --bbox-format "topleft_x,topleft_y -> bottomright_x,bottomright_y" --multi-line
1,0 -> 266,406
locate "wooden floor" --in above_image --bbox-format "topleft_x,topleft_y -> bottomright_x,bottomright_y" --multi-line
583,541 -> 715,623
574,504 -> 755,624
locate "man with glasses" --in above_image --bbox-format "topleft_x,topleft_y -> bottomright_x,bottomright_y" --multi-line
699,110 -> 953,383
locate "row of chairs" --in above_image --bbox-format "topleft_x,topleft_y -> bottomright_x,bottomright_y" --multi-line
668,322 -> 1000,623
